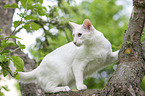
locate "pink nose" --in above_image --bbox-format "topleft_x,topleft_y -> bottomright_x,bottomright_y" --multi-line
73,42 -> 76,44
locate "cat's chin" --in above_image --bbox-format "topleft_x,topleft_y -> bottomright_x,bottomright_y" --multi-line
75,44 -> 82,47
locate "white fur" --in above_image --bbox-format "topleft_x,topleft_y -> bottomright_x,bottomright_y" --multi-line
10,20 -> 119,93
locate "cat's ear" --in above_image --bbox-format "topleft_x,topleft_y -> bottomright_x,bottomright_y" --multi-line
69,22 -> 79,29
83,19 -> 92,30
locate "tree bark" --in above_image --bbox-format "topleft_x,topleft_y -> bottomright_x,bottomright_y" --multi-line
0,0 -> 44,96
104,1 -> 145,95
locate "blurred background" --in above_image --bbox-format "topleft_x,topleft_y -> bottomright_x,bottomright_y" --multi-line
0,0 -> 145,95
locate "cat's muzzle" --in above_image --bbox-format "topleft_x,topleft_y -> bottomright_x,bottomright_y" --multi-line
73,42 -> 81,47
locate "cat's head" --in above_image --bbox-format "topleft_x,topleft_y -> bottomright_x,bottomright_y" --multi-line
69,19 -> 94,47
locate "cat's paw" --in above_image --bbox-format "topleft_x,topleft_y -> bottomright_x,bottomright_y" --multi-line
52,86 -> 71,93
77,84 -> 87,90
61,86 -> 71,91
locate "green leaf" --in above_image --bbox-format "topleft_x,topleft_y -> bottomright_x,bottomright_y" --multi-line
30,22 -> 41,30
9,56 -> 24,72
24,15 -> 38,20
18,41 -> 26,49
23,23 -> 30,31
38,0 -> 43,4
0,50 -> 10,55
14,21 -> 20,28
0,92 -> 4,96
20,0 -> 33,9
1,40 -> 16,49
0,54 -> 6,62
141,76 -> 145,91
2,68 -> 8,77
2,86 -> 10,91
15,74 -> 20,80
38,10 -> 46,16
4,3 -> 18,8
1,60 -> 9,77
20,0 -> 27,8
1,40 -> 7,48
5,35 -> 22,39
36,5 -> 47,16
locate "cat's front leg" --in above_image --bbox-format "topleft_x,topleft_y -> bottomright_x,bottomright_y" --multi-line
72,60 -> 87,90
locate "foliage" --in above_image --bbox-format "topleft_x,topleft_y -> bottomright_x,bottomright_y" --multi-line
0,31 -> 25,94
1,2 -> 26,78
84,77 -> 105,89
0,34 -> 25,78
0,85 -> 10,96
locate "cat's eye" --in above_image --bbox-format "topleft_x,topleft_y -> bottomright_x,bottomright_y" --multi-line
78,33 -> 82,37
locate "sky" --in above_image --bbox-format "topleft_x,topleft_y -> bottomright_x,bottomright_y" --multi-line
1,0 -> 133,96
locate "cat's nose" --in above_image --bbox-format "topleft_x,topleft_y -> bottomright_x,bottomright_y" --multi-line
73,41 -> 77,45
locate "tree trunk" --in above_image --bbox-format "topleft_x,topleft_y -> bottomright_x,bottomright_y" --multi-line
106,1 -> 145,95
0,0 -> 44,96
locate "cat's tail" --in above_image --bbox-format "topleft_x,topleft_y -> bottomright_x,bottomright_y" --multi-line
18,71 -> 36,82
9,61 -> 36,82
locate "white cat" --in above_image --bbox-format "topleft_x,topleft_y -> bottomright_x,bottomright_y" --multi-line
10,19 -> 119,93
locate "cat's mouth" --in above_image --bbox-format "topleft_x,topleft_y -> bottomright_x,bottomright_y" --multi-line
73,42 -> 82,47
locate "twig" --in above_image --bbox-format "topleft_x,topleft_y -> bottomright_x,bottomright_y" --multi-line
10,47 -> 20,54
14,27 -> 23,35
33,20 -> 50,46
6,20 -> 22,40
2,63 -> 18,77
